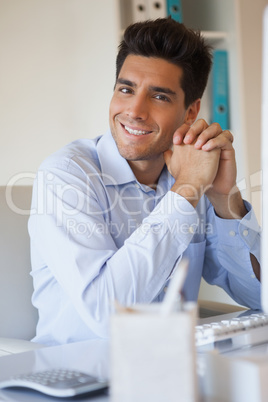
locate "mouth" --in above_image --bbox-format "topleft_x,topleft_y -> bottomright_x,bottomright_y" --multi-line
123,124 -> 152,136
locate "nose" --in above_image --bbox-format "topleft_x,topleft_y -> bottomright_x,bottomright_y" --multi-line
126,93 -> 149,121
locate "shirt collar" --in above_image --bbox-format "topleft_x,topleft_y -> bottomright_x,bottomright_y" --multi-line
97,130 -> 137,186
97,130 -> 174,195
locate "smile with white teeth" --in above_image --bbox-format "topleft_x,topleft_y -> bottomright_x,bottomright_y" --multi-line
124,125 -> 150,136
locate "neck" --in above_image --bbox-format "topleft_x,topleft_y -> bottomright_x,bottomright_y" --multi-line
128,158 -> 165,188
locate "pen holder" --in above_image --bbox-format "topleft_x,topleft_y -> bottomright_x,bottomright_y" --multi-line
110,302 -> 198,402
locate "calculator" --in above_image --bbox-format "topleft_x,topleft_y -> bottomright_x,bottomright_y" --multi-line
0,368 -> 108,398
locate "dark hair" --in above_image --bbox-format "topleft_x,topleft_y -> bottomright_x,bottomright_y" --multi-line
116,18 -> 212,108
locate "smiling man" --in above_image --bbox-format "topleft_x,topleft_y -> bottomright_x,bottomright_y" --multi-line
28,18 -> 261,346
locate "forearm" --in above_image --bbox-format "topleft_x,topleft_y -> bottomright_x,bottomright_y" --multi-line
208,192 -> 261,280
204,201 -> 261,308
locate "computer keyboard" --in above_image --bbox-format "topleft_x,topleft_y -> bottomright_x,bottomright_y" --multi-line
195,311 -> 268,353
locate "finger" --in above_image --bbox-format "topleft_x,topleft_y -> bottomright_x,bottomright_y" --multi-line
173,124 -> 191,145
191,122 -> 223,148
193,125 -> 233,150
183,119 -> 209,144
201,131 -> 234,151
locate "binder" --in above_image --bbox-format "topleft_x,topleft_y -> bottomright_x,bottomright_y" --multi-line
166,0 -> 183,22
147,0 -> 166,19
211,49 -> 229,130
131,0 -> 148,22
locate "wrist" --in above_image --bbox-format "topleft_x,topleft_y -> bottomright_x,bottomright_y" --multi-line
170,181 -> 204,208
208,189 -> 247,219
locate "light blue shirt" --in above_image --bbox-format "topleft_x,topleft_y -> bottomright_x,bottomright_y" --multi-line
28,130 -> 261,345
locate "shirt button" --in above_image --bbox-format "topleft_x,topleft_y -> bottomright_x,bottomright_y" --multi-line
243,229 -> 249,237
229,230 -> 236,237
189,225 -> 195,234
134,183 -> 140,189
251,274 -> 256,279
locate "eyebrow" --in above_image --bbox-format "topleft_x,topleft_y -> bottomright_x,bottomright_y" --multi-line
116,78 -> 135,87
116,78 -> 177,97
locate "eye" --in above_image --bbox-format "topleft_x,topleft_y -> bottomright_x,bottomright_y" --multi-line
119,87 -> 133,95
154,94 -> 171,102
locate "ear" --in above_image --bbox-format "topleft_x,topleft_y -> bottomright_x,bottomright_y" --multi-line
184,99 -> 201,125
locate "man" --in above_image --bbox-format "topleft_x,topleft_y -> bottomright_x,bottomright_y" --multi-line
29,18 -> 261,346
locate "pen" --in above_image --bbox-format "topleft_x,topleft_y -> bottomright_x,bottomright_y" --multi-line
160,258 -> 188,315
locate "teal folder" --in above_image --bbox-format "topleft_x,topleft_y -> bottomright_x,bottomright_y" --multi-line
166,0 -> 183,22
212,50 -> 229,130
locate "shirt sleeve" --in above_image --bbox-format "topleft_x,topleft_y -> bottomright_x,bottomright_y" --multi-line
203,200 -> 261,309
29,163 -> 199,338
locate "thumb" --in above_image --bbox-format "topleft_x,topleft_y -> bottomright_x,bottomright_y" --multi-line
163,149 -> 173,171
164,149 -> 173,174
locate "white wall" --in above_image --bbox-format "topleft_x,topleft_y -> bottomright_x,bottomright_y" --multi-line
237,0 -> 268,225
0,0 -> 119,186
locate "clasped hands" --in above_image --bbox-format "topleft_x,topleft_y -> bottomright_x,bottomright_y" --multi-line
164,119 -> 246,219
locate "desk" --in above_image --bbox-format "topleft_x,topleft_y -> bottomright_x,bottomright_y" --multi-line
0,313 -> 268,401
0,339 -> 109,401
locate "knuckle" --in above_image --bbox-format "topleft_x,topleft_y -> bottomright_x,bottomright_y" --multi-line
223,129 -> 234,142
212,122 -> 222,132
227,130 -> 234,142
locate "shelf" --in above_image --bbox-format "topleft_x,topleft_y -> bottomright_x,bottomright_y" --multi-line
201,31 -> 228,44
119,29 -> 227,45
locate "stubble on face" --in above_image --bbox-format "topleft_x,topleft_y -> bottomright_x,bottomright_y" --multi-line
111,119 -> 174,162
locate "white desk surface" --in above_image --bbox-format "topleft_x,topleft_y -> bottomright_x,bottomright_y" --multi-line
0,311 -> 268,401
0,339 -> 110,401
0,338 -> 218,402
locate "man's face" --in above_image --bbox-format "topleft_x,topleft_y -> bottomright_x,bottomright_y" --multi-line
109,55 -> 193,164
